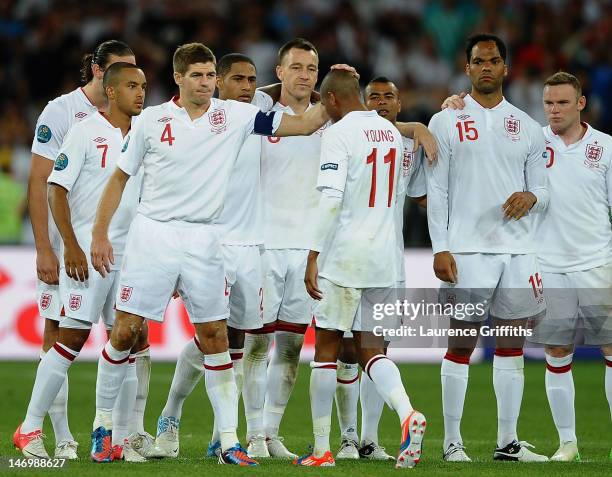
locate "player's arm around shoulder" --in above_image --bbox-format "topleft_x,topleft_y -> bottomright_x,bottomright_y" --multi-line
274,102 -> 329,137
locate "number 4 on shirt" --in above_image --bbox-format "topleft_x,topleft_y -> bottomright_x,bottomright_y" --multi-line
161,123 -> 175,146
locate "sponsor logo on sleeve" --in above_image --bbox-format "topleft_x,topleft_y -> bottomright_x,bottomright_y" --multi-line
37,124 -> 52,143
121,136 -> 130,153
53,153 -> 69,171
321,163 -> 338,171
69,294 -> 82,311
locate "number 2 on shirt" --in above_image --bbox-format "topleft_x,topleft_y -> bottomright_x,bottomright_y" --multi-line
366,148 -> 396,207
161,123 -> 175,146
456,120 -> 478,142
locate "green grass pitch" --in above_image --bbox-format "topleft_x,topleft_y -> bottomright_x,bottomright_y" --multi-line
1,360 -> 610,476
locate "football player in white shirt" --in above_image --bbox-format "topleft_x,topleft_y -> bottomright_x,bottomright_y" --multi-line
443,71 -> 612,462
298,70 -> 426,468
15,63 -> 146,462
25,40 -> 157,460
427,34 -> 549,463
88,43 -> 328,466
153,53 -> 268,459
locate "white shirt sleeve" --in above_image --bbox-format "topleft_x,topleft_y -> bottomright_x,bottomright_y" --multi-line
425,112 -> 451,254
607,153 -> 612,209
252,90 -> 274,111
407,150 -> 427,198
316,127 -> 349,194
31,100 -> 71,160
525,123 -> 549,213
117,111 -> 147,176
47,124 -> 87,192
311,189 -> 342,252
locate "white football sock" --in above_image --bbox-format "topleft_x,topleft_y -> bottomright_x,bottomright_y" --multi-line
545,353 -> 575,444
130,346 -> 151,434
335,361 -> 359,441
493,350 -> 524,448
441,353 -> 469,450
43,349 -> 75,443
359,373 -> 384,445
94,341 -> 130,430
204,351 -> 238,451
229,348 -> 245,397
162,339 -> 203,421
243,332 -> 273,439
310,362 -> 337,457
365,355 -> 412,423
605,356 -> 612,421
113,356 -> 137,445
264,330 -> 304,438
23,344 -> 78,434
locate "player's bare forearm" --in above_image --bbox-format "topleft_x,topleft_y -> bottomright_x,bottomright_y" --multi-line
48,184 -> 79,250
92,167 -> 129,237
28,154 -> 54,252
395,122 -> 438,163
275,103 -> 328,137
258,83 -> 282,104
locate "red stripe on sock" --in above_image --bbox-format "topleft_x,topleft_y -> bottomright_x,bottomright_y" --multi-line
546,363 -> 571,374
53,343 -> 76,362
102,348 -> 129,365
365,355 -> 387,379
230,352 -> 243,361
313,364 -> 337,370
204,362 -> 233,371
494,348 -> 523,357
193,337 -> 204,353
275,322 -> 308,334
337,375 -> 359,384
605,359 -> 612,368
444,352 -> 470,365
245,323 -> 276,334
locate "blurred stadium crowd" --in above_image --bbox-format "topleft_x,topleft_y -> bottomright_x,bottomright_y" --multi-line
0,0 -> 610,245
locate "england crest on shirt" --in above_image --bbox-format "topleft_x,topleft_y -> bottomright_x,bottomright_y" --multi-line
69,294 -> 82,311
504,116 -> 520,137
584,143 -> 603,168
40,293 -> 52,310
209,109 -> 227,134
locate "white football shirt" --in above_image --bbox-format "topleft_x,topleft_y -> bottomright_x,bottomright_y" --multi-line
47,113 -> 142,268
316,110 -> 403,288
396,137 -> 426,282
538,123 -> 612,272
117,97 -> 281,224
31,87 -> 98,252
426,94 -> 549,255
261,102 -> 328,249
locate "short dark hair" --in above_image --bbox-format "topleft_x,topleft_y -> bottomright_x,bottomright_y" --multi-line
544,71 -> 582,97
366,76 -> 397,88
465,33 -> 507,63
173,43 -> 216,75
80,40 -> 134,84
320,70 -> 360,99
102,62 -> 141,89
278,38 -> 318,65
217,53 -> 256,77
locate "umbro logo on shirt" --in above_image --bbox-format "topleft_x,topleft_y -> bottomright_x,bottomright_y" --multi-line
457,114 -> 471,120
158,116 -> 173,123
93,137 -> 107,143
75,112 -> 87,119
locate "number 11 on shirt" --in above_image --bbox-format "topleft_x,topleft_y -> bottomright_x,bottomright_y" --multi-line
366,148 -> 396,208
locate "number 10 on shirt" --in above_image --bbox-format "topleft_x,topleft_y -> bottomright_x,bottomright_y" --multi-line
366,148 -> 396,208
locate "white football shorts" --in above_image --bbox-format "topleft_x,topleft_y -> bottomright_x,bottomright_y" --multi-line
222,244 -> 264,330
36,279 -> 62,321
439,253 -> 546,321
58,268 -> 119,327
115,214 -> 229,323
263,249 -> 313,325
529,263 -> 612,346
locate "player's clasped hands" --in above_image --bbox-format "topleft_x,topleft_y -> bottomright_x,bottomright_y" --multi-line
502,191 -> 537,220
90,234 -> 114,278
64,242 -> 89,282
